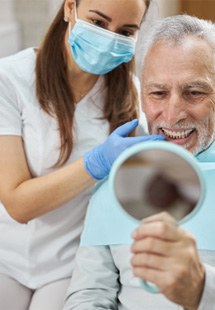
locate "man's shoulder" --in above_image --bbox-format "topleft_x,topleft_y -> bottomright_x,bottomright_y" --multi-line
86,179 -> 115,222
81,178 -> 137,246
90,179 -> 112,206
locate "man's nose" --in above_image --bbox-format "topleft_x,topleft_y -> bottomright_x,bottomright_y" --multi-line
165,94 -> 187,124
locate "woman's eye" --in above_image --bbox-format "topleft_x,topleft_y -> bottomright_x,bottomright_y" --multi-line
119,30 -> 134,37
91,19 -> 106,28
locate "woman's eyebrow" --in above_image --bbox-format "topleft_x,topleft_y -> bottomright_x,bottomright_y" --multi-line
89,10 -> 140,29
123,24 -> 140,30
89,10 -> 112,22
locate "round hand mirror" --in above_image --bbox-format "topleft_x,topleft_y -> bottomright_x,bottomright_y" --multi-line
109,141 -> 205,293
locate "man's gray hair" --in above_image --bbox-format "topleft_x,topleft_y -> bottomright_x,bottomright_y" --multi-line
141,14 -> 215,64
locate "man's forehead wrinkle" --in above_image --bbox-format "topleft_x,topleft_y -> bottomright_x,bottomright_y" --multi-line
144,81 -> 214,92
144,83 -> 170,90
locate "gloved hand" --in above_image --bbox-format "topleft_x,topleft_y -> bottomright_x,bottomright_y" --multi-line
84,119 -> 164,180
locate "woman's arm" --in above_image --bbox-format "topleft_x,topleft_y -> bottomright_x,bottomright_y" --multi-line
0,121 -> 163,223
64,246 -> 119,310
0,136 -> 94,223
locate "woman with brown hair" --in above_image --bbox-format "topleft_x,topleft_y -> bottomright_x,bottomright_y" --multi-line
0,0 -> 162,309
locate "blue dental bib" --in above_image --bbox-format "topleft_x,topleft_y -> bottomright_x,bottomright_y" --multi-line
81,141 -> 215,251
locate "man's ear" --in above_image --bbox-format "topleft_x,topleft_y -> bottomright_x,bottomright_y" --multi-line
64,0 -> 76,23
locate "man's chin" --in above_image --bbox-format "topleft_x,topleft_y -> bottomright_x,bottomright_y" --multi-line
182,142 -> 212,156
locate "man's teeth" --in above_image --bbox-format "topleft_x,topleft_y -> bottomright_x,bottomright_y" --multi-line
161,128 -> 193,139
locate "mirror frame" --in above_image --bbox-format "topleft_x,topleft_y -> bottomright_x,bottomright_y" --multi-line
109,141 -> 205,225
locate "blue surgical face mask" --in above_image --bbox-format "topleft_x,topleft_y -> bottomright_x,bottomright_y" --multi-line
68,5 -> 136,75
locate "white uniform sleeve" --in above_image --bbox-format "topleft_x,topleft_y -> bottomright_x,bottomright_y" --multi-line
198,264 -> 215,310
0,73 -> 22,135
64,246 -> 119,310
179,264 -> 215,310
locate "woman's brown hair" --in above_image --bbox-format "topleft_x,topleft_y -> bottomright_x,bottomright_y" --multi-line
36,0 -> 150,166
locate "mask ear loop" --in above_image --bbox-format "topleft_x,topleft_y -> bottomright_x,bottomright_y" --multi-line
69,0 -> 77,34
74,0 -> 78,22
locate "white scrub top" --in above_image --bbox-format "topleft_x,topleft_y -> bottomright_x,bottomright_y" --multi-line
0,48 -> 110,289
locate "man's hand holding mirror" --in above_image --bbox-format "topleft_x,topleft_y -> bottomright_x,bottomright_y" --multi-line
110,141 -> 205,296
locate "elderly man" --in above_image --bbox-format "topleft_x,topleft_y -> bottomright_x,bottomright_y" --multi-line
64,15 -> 215,310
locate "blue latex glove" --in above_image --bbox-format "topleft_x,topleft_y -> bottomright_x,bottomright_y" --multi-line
84,119 -> 164,180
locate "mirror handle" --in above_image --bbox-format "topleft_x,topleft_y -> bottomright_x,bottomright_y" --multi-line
141,280 -> 159,294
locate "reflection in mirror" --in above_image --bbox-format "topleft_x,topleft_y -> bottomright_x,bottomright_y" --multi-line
114,149 -> 201,222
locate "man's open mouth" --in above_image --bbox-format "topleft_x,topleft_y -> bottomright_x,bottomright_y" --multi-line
160,128 -> 195,139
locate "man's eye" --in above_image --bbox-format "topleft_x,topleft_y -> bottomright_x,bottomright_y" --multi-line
190,91 -> 204,96
150,91 -> 166,97
184,90 -> 205,98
